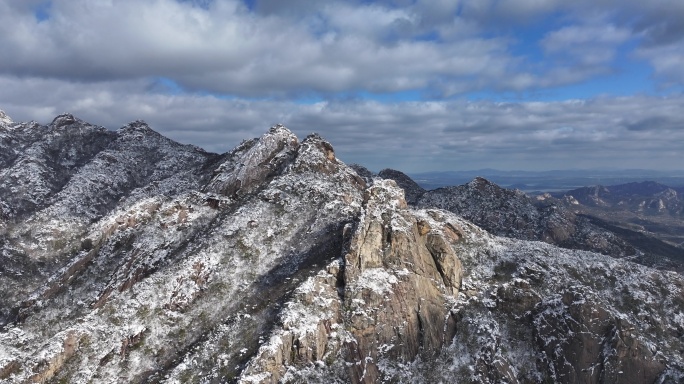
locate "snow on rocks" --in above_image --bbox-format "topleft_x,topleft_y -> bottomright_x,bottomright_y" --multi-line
0,110 -> 12,127
1,113 -> 683,383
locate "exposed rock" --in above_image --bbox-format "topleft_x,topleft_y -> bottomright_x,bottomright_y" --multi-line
204,124 -> 299,197
0,117 -> 217,326
378,168 -> 426,204
348,163 -> 375,186
532,287 -> 665,383
414,176 -> 684,272
0,110 -> 12,126
240,180 -> 462,383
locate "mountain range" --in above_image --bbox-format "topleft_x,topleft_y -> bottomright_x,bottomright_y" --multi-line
1,111 -> 683,383
410,169 -> 684,193
375,168 -> 684,273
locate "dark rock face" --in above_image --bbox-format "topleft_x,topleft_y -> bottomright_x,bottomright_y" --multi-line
378,168 -> 426,204
412,177 -> 643,259
0,111 -> 683,383
348,163 -> 375,186
0,115 -> 117,218
417,177 -> 542,240
204,125 -> 299,197
532,288 -> 666,383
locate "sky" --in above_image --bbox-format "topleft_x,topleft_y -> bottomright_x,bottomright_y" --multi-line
0,0 -> 683,173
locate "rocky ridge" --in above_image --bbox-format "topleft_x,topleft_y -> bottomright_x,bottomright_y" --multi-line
377,168 -> 425,205
377,169 -> 684,272
553,182 -> 684,250
557,182 -> 683,216
0,111 -> 683,383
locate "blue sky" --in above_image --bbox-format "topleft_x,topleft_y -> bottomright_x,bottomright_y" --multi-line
0,0 -> 683,172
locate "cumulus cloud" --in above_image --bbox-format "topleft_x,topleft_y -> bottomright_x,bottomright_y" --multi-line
541,24 -> 630,61
2,75 -> 683,172
0,0 -> 528,96
7,0 -> 680,97
0,0 -> 683,172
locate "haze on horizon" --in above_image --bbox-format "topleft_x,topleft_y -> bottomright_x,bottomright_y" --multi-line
0,0 -> 683,173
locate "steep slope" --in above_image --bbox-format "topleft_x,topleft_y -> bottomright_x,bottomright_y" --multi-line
0,116 -> 219,325
348,163 -> 376,186
0,114 -> 683,383
368,173 -> 682,272
0,121 -> 367,383
0,110 -> 12,127
559,181 -> 683,217
413,177 -> 643,259
238,181 -> 684,383
0,114 -> 116,219
239,179 -> 463,383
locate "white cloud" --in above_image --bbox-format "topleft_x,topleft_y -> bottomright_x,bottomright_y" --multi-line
2,75 -> 683,172
542,24 -> 630,51
0,0 -> 683,173
635,41 -> 684,86
1,0 -> 522,96
3,0 -> 655,98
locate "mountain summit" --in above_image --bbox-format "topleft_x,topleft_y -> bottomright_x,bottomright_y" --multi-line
0,114 -> 683,383
0,110 -> 12,126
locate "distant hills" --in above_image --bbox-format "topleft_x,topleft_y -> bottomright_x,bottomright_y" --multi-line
376,168 -> 684,272
410,169 -> 684,192
551,181 -> 684,250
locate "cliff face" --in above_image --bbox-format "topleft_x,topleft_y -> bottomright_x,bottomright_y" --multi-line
239,180 -> 684,383
239,179 -> 463,383
0,112 -> 683,383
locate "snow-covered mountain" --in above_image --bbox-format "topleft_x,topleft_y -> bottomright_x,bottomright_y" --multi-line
1,111 -> 683,383
374,168 -> 684,273
556,182 -> 683,215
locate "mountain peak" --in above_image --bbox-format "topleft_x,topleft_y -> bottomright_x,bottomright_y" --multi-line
468,176 -> 500,190
204,125 -> 299,197
119,120 -> 153,132
378,168 -> 425,204
269,123 -> 291,134
50,113 -> 81,128
0,110 -> 12,126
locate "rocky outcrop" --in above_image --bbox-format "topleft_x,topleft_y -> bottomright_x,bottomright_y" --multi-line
204,125 -> 299,197
532,288 -> 666,383
377,168 -> 425,204
239,180 -> 463,383
0,118 -> 368,383
341,181 -> 462,382
0,114 -> 116,218
0,110 -> 12,126
0,117 -> 218,326
238,183 -> 684,383
348,163 -> 375,186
